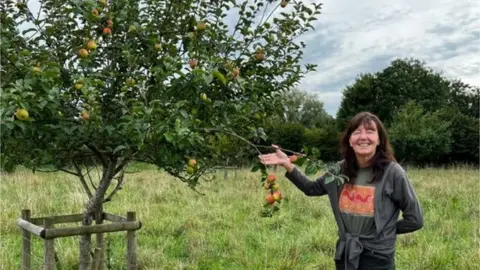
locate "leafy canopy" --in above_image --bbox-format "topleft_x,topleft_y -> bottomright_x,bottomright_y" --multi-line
1,0 -> 322,188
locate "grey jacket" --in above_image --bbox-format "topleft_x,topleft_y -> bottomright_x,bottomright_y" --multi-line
285,161 -> 424,269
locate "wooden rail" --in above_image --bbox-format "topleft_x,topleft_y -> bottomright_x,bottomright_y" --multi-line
17,209 -> 141,270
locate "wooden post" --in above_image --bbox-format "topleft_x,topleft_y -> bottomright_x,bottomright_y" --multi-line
43,218 -> 55,270
126,211 -> 137,270
21,209 -> 31,270
92,209 -> 105,270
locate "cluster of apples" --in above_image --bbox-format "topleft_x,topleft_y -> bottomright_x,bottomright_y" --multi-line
264,173 -> 282,205
186,159 -> 197,175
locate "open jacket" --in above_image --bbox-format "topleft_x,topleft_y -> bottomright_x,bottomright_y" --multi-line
284,161 -> 424,269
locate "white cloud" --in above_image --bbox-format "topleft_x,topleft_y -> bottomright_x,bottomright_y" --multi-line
295,0 -> 480,116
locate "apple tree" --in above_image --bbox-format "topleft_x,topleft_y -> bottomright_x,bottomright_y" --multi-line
1,0 -> 322,268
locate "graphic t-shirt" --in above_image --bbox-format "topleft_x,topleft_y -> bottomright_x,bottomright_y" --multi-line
339,167 -> 376,235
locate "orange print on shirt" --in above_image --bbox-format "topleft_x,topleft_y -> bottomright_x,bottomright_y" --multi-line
339,183 -> 375,217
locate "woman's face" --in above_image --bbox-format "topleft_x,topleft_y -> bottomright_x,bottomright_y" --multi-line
349,121 -> 379,159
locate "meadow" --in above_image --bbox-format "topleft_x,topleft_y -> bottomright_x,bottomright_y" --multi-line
0,164 -> 478,269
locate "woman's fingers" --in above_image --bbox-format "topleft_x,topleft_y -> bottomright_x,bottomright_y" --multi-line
258,153 -> 280,165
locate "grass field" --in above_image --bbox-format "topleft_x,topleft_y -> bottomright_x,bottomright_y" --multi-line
0,164 -> 479,270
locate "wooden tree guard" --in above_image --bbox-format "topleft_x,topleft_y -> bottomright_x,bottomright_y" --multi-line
17,209 -> 142,270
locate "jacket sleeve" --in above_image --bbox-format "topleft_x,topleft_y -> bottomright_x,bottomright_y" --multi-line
284,166 -> 328,196
391,164 -> 424,234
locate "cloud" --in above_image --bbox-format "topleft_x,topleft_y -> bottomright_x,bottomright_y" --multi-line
295,0 -> 480,116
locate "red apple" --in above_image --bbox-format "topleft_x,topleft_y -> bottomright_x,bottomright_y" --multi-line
255,52 -> 265,61
80,111 -> 89,120
189,59 -> 198,69
267,173 -> 276,183
233,68 -> 240,78
266,193 -> 275,205
273,191 -> 282,202
187,159 -> 197,167
87,40 -> 97,50
196,21 -> 207,31
79,49 -> 89,58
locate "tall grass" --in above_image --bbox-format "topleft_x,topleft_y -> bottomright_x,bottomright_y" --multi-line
0,165 -> 478,269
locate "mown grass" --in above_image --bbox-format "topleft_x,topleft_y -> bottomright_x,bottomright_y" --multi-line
0,164 -> 478,269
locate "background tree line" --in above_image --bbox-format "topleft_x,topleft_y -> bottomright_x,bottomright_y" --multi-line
221,58 -> 479,167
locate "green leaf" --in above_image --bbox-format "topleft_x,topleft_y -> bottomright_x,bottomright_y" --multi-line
179,109 -> 189,119
212,71 -> 227,85
203,74 -> 213,84
324,174 -> 335,184
295,156 -> 307,167
164,132 -> 175,142
305,161 -> 317,175
251,163 -> 260,172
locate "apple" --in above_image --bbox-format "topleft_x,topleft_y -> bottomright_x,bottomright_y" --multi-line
200,93 -> 208,101
103,27 -> 111,35
187,159 -> 197,167
254,112 -> 262,120
126,78 -> 136,86
233,68 -> 240,78
267,173 -> 276,183
154,43 -> 162,50
289,155 -> 297,163
74,83 -> 83,90
80,111 -> 89,120
99,0 -> 107,6
196,21 -> 207,31
20,49 -> 30,56
186,166 -> 195,175
79,49 -> 89,58
281,0 -> 287,8
189,59 -> 198,69
255,52 -> 265,61
271,183 -> 279,191
265,193 -> 275,205
87,40 -> 97,50
273,191 -> 282,202
32,66 -> 41,73
15,108 -> 29,121
91,8 -> 99,17
264,183 -> 270,190
107,20 -> 113,27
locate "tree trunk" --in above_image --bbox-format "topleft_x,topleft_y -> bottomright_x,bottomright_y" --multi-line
79,159 -> 118,270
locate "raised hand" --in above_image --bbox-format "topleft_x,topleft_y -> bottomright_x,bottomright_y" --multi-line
258,144 -> 290,167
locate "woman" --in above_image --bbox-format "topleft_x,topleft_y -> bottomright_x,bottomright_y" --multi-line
258,112 -> 424,270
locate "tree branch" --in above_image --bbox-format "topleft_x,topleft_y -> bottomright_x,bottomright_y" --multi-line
84,165 -> 97,190
86,144 -> 108,168
103,168 -> 125,203
34,168 -> 79,176
73,162 -> 93,198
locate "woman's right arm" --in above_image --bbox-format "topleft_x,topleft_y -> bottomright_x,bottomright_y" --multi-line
284,165 -> 328,196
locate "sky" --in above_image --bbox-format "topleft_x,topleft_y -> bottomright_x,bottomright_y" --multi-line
271,0 -> 479,116
22,0 -> 480,116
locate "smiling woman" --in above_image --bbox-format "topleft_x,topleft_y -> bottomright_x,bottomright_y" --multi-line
258,111 -> 424,270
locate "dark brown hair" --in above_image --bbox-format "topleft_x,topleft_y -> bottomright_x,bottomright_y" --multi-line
339,112 -> 396,183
